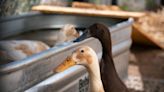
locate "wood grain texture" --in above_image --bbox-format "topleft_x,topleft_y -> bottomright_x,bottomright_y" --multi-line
32,5 -> 145,19
72,2 -> 121,11
132,23 -> 164,49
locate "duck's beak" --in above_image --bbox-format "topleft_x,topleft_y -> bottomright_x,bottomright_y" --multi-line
54,57 -> 76,73
73,30 -> 91,42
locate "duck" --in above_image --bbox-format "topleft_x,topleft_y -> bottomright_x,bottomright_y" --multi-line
55,46 -> 105,92
73,23 -> 129,92
0,40 -> 50,65
55,24 -> 80,46
0,24 -> 79,65
8,24 -> 80,47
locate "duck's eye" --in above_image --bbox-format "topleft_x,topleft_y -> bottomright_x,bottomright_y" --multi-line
80,50 -> 84,53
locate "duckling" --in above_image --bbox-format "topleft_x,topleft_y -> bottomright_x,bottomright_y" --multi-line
0,40 -> 49,65
55,46 -> 105,92
74,23 -> 129,92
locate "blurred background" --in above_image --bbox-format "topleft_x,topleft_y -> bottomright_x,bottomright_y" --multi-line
1,0 -> 164,16
0,0 -> 164,92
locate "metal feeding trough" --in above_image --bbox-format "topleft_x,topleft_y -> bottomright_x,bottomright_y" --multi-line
0,12 -> 133,92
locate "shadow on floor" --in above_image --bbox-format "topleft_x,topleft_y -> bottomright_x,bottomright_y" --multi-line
126,44 -> 164,92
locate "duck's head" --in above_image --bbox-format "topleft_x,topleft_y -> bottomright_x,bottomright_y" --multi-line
61,24 -> 79,41
74,23 -> 111,53
55,46 -> 98,72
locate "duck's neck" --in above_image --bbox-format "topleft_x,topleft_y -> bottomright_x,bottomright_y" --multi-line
86,57 -> 104,92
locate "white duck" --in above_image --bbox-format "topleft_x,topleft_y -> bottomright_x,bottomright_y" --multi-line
55,46 -> 105,92
0,40 -> 49,65
56,24 -> 80,45
8,24 -> 79,46
0,24 -> 79,65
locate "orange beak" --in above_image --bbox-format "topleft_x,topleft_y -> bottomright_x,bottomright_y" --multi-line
54,57 -> 76,73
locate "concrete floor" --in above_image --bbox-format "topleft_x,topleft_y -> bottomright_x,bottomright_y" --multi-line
125,45 -> 164,92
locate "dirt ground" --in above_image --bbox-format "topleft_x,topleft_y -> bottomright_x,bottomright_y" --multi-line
125,45 -> 164,92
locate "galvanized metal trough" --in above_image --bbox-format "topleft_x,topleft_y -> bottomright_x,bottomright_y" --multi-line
0,12 -> 133,92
